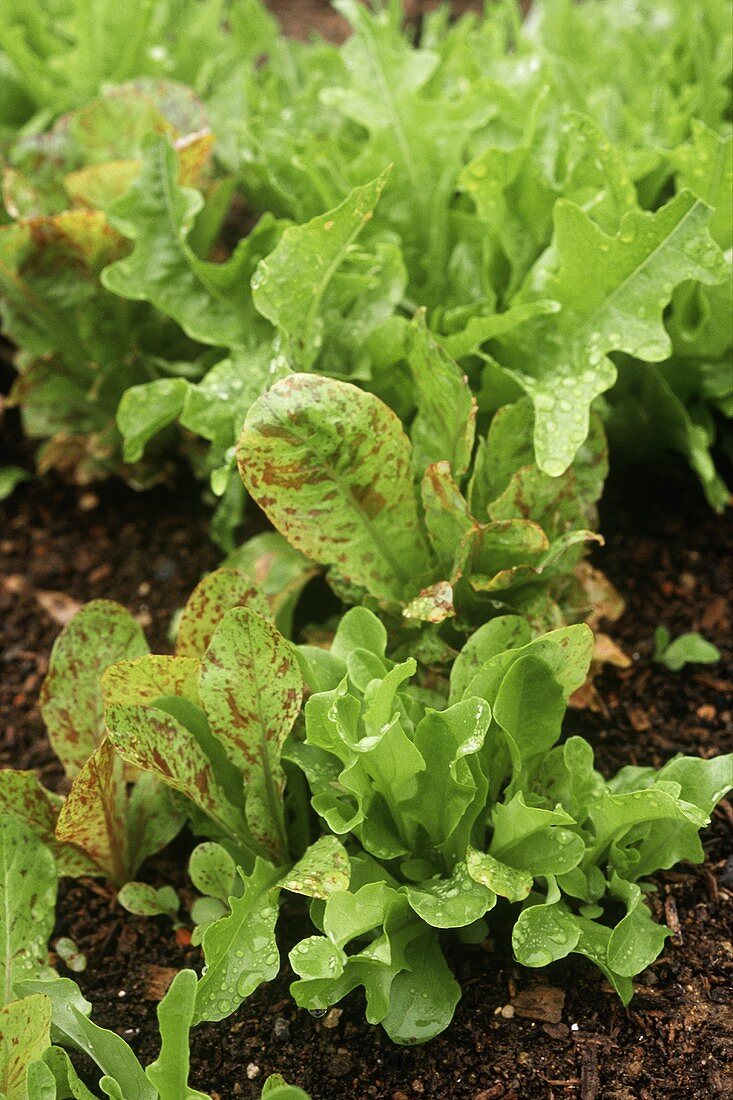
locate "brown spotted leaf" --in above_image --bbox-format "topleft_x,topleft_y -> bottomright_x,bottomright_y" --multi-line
0,819 -> 57,1004
225,532 -> 319,637
402,581 -> 455,624
55,738 -> 129,885
239,374 -> 434,603
421,461 -> 474,576
198,608 -> 303,860
465,519 -> 550,588
104,704 -> 249,851
468,528 -> 602,594
101,654 -> 201,708
0,771 -> 100,877
281,836 -> 350,900
40,600 -> 149,777
0,210 -> 127,285
176,569 -> 270,658
0,995 -> 51,1098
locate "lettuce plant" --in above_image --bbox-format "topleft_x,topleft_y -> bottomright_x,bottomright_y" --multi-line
282,609 -> 731,1041
0,600 -> 185,884
0,82 -> 234,494
0,553 -> 316,886
237,369 -> 611,637
29,576 -> 725,1045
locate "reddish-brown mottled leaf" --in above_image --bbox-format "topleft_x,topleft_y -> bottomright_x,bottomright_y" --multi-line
238,374 -> 434,604
55,738 -> 129,885
40,600 -> 149,777
101,654 -> 201,708
198,608 -> 303,859
225,533 -> 319,637
105,704 -> 248,848
0,995 -> 51,1097
0,771 -> 100,877
421,461 -> 474,575
176,569 -> 270,658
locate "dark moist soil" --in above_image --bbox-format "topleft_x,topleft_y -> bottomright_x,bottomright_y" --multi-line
263,0 -> 487,42
1,5 -> 732,1099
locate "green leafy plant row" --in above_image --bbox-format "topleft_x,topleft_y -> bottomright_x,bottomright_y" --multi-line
2,571 -> 729,1095
2,0 -> 731,542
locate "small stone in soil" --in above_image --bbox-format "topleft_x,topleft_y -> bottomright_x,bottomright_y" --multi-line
511,984 -> 565,1024
273,1016 -> 290,1042
329,1051 -> 353,1076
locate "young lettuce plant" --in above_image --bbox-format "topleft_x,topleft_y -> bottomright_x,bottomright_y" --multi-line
0,601 -> 184,884
0,556 -> 315,890
283,608 -> 732,1042
237,364 -> 612,646
0,81 -> 222,493
653,626 -> 721,671
91,569 -> 352,1024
